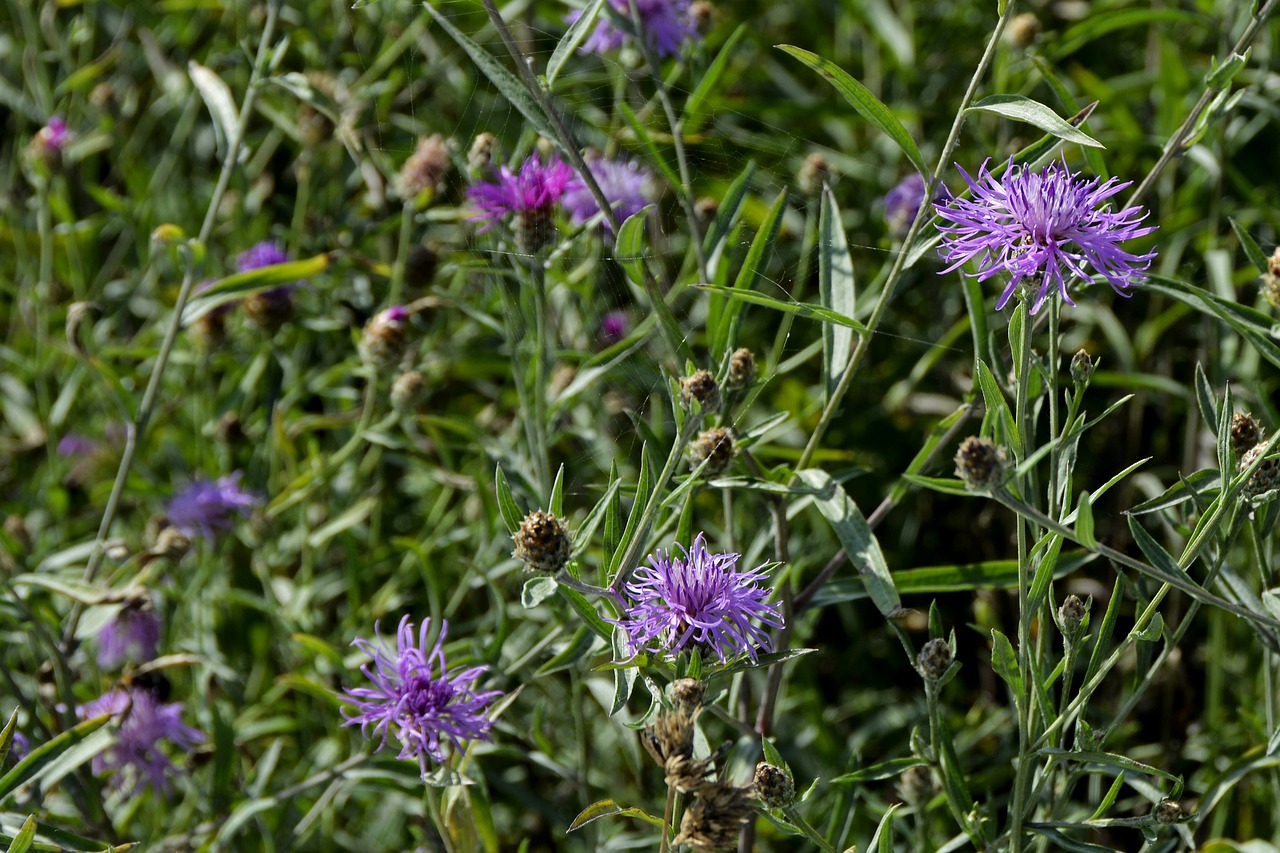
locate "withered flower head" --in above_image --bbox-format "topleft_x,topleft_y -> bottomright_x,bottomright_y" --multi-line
674,781 -> 756,851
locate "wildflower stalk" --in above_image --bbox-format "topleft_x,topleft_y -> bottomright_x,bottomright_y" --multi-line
1046,298 -> 1062,517
389,200 -> 416,306
65,0 -> 282,648
659,783 -> 677,853
782,806 -> 837,853
425,784 -> 458,853
792,0 -> 1016,477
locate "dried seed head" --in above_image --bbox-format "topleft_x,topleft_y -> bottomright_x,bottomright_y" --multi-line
1269,247 -> 1280,278
1230,412 -> 1264,459
468,132 -> 497,174
752,762 -> 795,808
667,752 -> 718,793
390,370 -> 429,414
896,763 -> 935,804
642,706 -> 697,767
241,287 -> 294,333
671,678 -> 706,715
1154,799 -> 1182,825
1006,12 -> 1041,48
917,638 -> 953,682
674,782 -> 755,851
798,152 -> 833,196
1240,444 -> 1280,500
397,133 -> 452,201
954,436 -> 1007,491
689,428 -> 735,476
512,510 -> 571,573
359,306 -> 411,369
148,526 -> 191,563
726,347 -> 756,389
1058,594 -> 1086,635
680,370 -> 721,413
1070,349 -> 1095,387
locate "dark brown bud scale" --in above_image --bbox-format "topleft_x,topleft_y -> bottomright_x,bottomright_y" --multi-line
1154,800 -> 1182,825
391,371 -> 429,414
752,762 -> 795,808
1240,444 -> 1280,499
512,510 -> 571,574
680,370 -> 721,413
955,436 -> 1007,491
671,678 -> 706,716
689,428 -> 735,476
1230,412 -> 1264,460
917,638 -> 953,682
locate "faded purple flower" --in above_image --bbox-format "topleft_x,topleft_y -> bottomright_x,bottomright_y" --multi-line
601,310 -> 629,343
236,241 -> 289,272
935,159 -> 1157,314
78,688 -> 204,796
167,472 -> 258,541
35,116 -> 70,152
57,433 -> 100,457
570,0 -> 698,59
883,173 -> 949,238
8,731 -> 28,764
561,157 -> 653,231
337,617 -> 503,776
97,606 -> 162,669
620,533 -> 784,663
467,155 -> 579,232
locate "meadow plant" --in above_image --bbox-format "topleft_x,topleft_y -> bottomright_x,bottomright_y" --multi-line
5,0 -> 1280,850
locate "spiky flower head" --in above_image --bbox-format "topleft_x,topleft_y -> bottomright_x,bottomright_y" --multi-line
338,617 -> 502,776
1058,594 -> 1087,636
620,533 -> 784,663
954,436 -> 1007,492
689,427 -> 735,476
561,156 -> 653,232
674,781 -> 756,851
671,677 -> 705,715
571,0 -> 699,59
78,687 -> 204,796
97,603 -> 162,669
467,154 -> 579,254
935,159 -> 1157,314
1155,800 -> 1183,825
1231,412 -> 1264,460
752,762 -> 795,808
359,306 -> 412,369
512,510 -> 572,573
167,471 -> 258,541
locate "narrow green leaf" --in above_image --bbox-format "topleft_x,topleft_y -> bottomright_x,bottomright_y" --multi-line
0,714 -> 113,803
868,803 -> 900,853
1083,576 -> 1125,687
819,186 -> 857,403
900,473 -> 973,497
761,736 -> 787,771
421,4 -> 556,142
1194,362 -> 1218,432
694,284 -> 869,333
535,626 -> 598,677
682,23 -> 747,135
1075,491 -> 1096,549
1126,516 -> 1194,586
6,816 -> 36,853
1133,612 -> 1164,642
603,463 -> 622,558
967,95 -> 1104,148
557,586 -> 614,642
1026,827 -> 1123,853
797,469 -> 900,615
616,207 -> 692,362
1229,217 -> 1271,276
547,0 -> 607,88
610,443 -> 652,577
617,101 -> 681,189
831,756 -> 927,784
702,162 -> 755,270
990,628 -> 1023,698
1089,771 -> 1126,820
1049,8 -> 1209,60
975,359 -> 1019,455
0,709 -> 17,768
494,466 -> 524,534
181,254 -> 331,324
1038,748 -> 1180,782
188,61 -> 238,156
570,476 -> 621,560
705,648 -> 817,680
569,799 -> 663,830
889,405 -> 972,503
1126,469 -> 1219,516
776,45 -> 927,175
548,464 -> 566,518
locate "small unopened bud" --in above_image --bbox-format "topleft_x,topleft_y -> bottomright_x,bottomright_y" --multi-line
241,287 -> 294,333
512,510 -> 571,573
1230,412 -> 1264,459
1005,12 -> 1041,48
671,678 -> 706,715
1070,349 -> 1095,387
1263,274 -> 1280,310
359,306 -> 411,369
694,196 -> 719,224
726,347 -> 756,389
1154,800 -> 1182,825
1058,594 -> 1086,636
689,428 -> 735,476
214,411 -> 245,446
798,152 -> 833,196
26,117 -> 70,172
391,370 -> 429,413
917,638 -> 953,682
897,763 -> 934,805
674,782 -> 755,851
397,134 -> 452,202
680,370 -> 721,413
752,762 -> 795,808
954,436 -> 1007,491
1240,444 -> 1280,499
1268,248 -> 1280,278
468,132 -> 497,174
689,0 -> 714,31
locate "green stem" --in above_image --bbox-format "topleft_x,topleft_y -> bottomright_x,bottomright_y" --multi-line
660,783 -> 676,853
531,264 -> 552,493
782,806 -> 837,853
1010,297 -> 1036,853
425,785 -> 457,853
1046,298 -> 1062,518
389,200 -> 415,306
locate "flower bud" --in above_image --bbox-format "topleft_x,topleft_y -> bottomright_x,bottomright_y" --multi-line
468,131 -> 496,174
242,287 -> 294,333
1240,444 -> 1280,500
752,762 -> 795,808
512,510 -> 571,573
359,306 -> 411,369
397,134 -> 452,202
405,243 -> 440,290
674,782 -> 755,851
1154,800 -> 1182,825
689,428 -> 735,476
1269,247 -> 1280,278
726,347 -> 756,390
390,370 -> 429,414
1070,349 -> 1095,387
680,370 -> 721,414
917,638 -> 953,682
1263,274 -> 1280,310
514,205 -> 555,255
798,152 -> 833,196
896,763 -> 934,805
1005,12 -> 1041,48
1230,412 -> 1263,460
671,678 -> 705,716
954,436 -> 1007,492
694,196 -> 719,224
1058,594 -> 1086,637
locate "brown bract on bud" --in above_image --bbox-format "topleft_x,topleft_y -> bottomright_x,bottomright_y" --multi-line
798,152 -> 833,196
1268,247 -> 1280,278
1006,12 -> 1041,48
694,196 -> 719,224
468,132 -> 496,174
666,752 -> 718,794
726,347 -> 756,390
515,205 -> 555,255
674,781 -> 756,851
359,306 -> 411,370
1240,444 -> 1280,500
752,762 -> 795,808
391,371 -> 429,414
1263,274 -> 1280,310
672,678 -> 706,715
680,370 -> 721,413
955,436 -> 1007,492
397,134 -> 452,202
1058,594 -> 1086,634
917,638 -> 953,682
1230,412 -> 1264,460
642,706 -> 697,768
1154,800 -> 1182,825
896,763 -> 934,804
512,510 -> 571,573
1070,349 -> 1095,386
689,428 -> 735,476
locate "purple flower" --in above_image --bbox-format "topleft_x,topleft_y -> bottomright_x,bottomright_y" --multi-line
57,433 -> 100,457
167,472 -> 258,541
883,173 -> 949,238
78,687 -> 204,796
467,155 -> 579,233
236,241 -> 289,272
620,533 -> 784,663
601,310 -> 629,343
8,731 -> 29,764
97,606 -> 162,669
561,157 -> 653,231
935,159 -> 1157,315
337,617 -> 503,776
570,0 -> 698,59
35,116 -> 70,152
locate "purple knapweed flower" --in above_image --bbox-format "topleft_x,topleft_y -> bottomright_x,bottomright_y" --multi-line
57,433 -> 100,457
883,173 -> 950,238
601,310 -> 629,344
337,617 -> 503,777
97,606 -> 162,669
570,0 -> 698,59
935,159 -> 1157,315
561,157 -> 653,231
467,155 -> 579,231
78,687 -> 204,796
167,472 -> 258,541
8,731 -> 29,764
33,116 -> 70,153
236,241 -> 289,272
620,533 -> 784,663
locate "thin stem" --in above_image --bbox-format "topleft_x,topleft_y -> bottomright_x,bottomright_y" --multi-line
782,806 -> 837,853
389,200 -> 415,306
425,785 -> 457,853
531,264 -> 552,492
660,783 -> 677,853
1046,299 -> 1062,518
